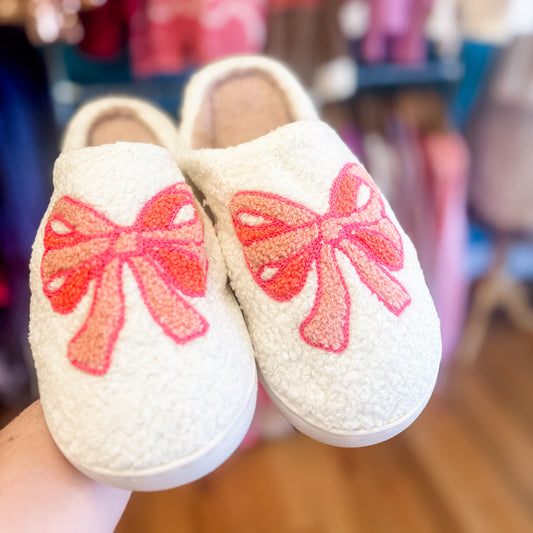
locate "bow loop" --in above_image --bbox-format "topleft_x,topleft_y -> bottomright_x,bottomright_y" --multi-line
42,196 -> 115,313
232,191 -> 317,245
41,184 -> 209,375
230,192 -> 320,301
138,186 -> 195,229
44,196 -> 117,248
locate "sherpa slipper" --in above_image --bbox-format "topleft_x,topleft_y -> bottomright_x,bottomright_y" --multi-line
29,97 -> 257,491
178,56 -> 441,447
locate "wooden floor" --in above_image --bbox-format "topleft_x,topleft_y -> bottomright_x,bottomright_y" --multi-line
116,319 -> 533,533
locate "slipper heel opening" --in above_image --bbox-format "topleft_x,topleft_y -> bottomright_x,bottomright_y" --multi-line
88,107 -> 162,147
192,68 -> 296,149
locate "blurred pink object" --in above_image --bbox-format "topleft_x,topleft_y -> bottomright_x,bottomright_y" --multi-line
363,0 -> 434,64
339,123 -> 364,160
0,275 -> 10,307
421,132 -> 469,360
128,0 -> 202,78
390,118 -> 468,360
200,0 -> 267,63
392,0 -> 434,64
240,383 -> 294,449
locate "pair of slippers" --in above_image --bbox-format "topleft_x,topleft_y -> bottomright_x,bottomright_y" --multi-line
29,55 -> 441,491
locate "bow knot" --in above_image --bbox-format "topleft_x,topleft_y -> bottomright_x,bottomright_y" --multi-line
41,184 -> 209,375
112,229 -> 143,256
230,162 -> 411,353
319,215 -> 349,242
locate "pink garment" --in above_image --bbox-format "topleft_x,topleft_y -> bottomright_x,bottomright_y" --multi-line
128,0 -> 266,75
128,0 -> 202,78
421,133 -> 469,360
388,118 -> 433,274
200,0 -> 267,63
363,0 -> 434,64
392,0 -> 434,64
339,123 -> 364,161
388,119 -> 468,360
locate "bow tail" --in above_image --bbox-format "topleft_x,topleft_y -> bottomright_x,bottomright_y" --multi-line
300,244 -> 350,353
68,258 -> 125,375
129,256 -> 208,344
338,240 -> 411,315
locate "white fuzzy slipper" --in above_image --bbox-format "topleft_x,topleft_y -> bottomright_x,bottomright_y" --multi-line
178,56 -> 441,447
29,97 -> 257,491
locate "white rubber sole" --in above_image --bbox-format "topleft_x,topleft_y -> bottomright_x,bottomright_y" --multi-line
258,367 -> 438,447
59,377 -> 257,491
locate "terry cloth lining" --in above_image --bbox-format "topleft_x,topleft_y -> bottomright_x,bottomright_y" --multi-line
192,68 -> 295,149
88,107 -> 161,146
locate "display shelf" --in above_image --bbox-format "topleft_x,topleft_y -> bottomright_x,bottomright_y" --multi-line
356,58 -> 464,90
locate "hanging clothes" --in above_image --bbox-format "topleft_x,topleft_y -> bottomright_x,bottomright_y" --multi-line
353,91 -> 469,360
265,0 -> 347,86
362,0 -> 434,64
468,35 -> 533,234
78,0 -> 130,59
128,0 -> 203,78
200,0 -> 267,63
456,0 -> 513,44
421,132 -> 469,358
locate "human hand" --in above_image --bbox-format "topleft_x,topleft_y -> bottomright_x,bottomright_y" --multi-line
0,401 -> 131,532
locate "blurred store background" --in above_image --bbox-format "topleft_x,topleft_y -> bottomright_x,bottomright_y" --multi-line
0,1 -> 532,531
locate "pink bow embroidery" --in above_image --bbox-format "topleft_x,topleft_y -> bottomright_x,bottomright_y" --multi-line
230,162 -> 411,353
41,184 -> 208,375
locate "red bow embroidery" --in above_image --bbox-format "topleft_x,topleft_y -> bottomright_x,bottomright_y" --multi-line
41,184 -> 208,375
230,162 -> 411,353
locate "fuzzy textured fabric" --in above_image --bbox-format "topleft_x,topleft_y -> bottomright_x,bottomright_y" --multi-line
61,96 -> 181,154
179,121 -> 440,437
178,56 -> 441,445
29,100 -> 256,490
